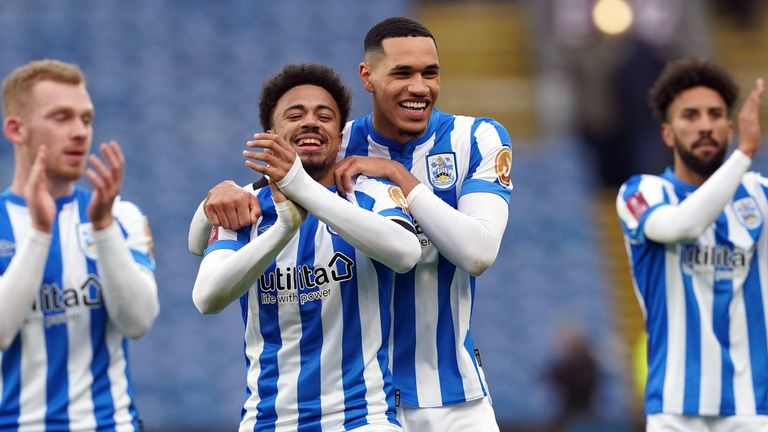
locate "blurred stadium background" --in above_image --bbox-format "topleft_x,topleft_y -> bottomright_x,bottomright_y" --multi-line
1,0 -> 767,431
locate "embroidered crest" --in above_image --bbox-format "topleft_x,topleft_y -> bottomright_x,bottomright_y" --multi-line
494,147 -> 512,187
426,152 -> 457,190
733,197 -> 762,230
77,223 -> 98,260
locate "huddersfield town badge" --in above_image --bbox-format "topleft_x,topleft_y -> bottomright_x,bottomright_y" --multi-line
77,223 -> 99,260
733,197 -> 762,230
427,152 -> 457,190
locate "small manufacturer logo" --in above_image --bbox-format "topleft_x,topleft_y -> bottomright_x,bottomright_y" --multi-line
494,147 -> 512,187
207,226 -> 219,245
427,152 -> 457,190
733,197 -> 762,230
0,239 -> 15,258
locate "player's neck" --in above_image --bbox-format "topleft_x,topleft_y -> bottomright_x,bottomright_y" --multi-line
673,161 -> 708,186
371,114 -> 423,145
11,162 -> 74,200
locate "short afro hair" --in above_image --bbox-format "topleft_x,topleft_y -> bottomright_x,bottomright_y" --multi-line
649,58 -> 739,122
364,17 -> 436,58
259,63 -> 351,132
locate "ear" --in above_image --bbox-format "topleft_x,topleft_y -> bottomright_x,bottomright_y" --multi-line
727,118 -> 734,143
359,62 -> 374,94
660,123 -> 674,149
3,116 -> 23,145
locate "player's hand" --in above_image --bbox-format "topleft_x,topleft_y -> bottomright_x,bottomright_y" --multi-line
204,180 -> 260,229
86,140 -> 124,231
23,146 -> 55,233
334,156 -> 420,196
243,132 -> 297,183
269,181 -> 306,229
737,78 -> 765,158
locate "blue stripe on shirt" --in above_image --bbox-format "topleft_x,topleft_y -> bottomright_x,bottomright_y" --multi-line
76,192 -> 118,431
297,217 -> 323,431
333,235 -> 369,429
713,215 -> 735,415
682,269 -> 702,414
0,196 -> 21,429
45,204 -> 70,429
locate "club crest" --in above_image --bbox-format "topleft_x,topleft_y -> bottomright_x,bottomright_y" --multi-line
77,223 -> 99,260
733,197 -> 762,230
427,152 -> 457,190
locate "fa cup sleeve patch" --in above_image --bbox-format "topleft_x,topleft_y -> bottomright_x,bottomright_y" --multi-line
626,192 -> 650,221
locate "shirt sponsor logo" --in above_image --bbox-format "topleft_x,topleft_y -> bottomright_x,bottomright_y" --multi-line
495,147 -> 512,187
26,276 -> 104,327
733,197 -> 762,230
681,244 -> 748,279
258,252 -> 354,305
427,152 -> 457,190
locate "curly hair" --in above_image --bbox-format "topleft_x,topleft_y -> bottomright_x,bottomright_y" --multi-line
259,63 -> 351,132
649,58 -> 739,122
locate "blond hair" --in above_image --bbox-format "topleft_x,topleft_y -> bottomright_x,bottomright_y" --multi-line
2,59 -> 85,118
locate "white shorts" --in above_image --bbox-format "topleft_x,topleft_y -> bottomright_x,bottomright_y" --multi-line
397,397 -> 500,432
647,413 -> 768,432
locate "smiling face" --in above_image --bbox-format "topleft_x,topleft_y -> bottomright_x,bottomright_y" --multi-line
271,84 -> 342,184
662,86 -> 733,183
14,80 -> 94,185
360,36 -> 440,143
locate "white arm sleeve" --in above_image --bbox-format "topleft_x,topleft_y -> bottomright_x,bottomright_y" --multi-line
188,200 -> 212,257
93,222 -> 159,339
644,150 -> 751,243
407,183 -> 509,276
0,230 -> 51,350
192,200 -> 300,314
276,158 -> 421,273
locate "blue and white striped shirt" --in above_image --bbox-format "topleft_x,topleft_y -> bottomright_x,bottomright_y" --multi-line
618,168 -> 768,415
0,187 -> 154,431
340,110 -> 513,407
206,177 -> 412,431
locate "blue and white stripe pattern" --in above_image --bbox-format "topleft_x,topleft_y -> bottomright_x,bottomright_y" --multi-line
618,168 -> 768,415
206,178 -> 412,431
0,187 -> 153,431
340,110 -> 513,407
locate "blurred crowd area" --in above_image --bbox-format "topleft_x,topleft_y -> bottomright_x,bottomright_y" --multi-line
0,1 -> 766,430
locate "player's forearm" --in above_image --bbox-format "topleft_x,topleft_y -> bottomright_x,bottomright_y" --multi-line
93,222 -> 159,339
277,159 -> 420,273
188,200 -> 212,256
644,150 -> 751,243
193,207 -> 298,314
407,184 -> 509,276
0,229 -> 51,349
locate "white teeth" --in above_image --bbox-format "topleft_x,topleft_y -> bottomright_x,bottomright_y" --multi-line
400,101 -> 426,110
298,138 -> 321,146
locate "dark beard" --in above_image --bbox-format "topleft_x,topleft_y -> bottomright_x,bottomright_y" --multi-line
674,135 -> 727,178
